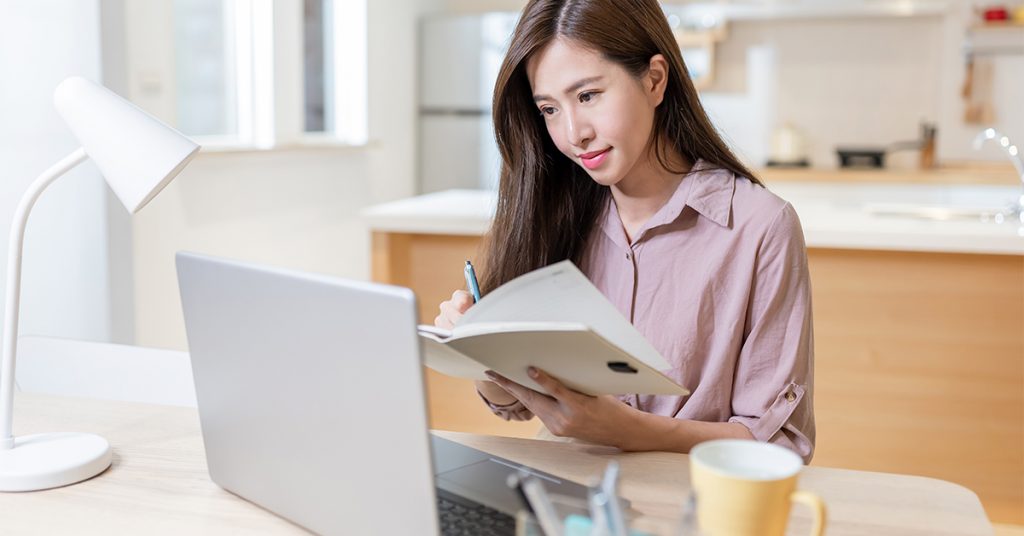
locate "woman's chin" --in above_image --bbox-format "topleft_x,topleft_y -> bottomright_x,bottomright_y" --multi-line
583,169 -> 623,187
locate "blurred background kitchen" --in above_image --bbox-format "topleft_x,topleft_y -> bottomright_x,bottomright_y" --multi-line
2,0 -> 1022,531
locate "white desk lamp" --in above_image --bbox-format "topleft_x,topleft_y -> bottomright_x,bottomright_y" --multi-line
0,77 -> 199,491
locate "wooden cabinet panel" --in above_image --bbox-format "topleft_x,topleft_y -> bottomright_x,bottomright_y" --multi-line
372,232 -> 542,439
807,249 -> 1023,524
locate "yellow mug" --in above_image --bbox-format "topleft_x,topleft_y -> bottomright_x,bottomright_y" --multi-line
689,439 -> 826,536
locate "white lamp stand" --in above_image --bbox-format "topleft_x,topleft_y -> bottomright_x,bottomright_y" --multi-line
0,77 -> 199,491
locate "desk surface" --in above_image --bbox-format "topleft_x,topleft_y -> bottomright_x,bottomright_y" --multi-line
2,394 -> 992,535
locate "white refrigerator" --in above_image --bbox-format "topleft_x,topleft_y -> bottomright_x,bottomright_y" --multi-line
418,13 -> 519,193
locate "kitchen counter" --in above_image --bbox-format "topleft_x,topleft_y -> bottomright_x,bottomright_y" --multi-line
757,162 -> 1021,185
363,183 -> 1024,255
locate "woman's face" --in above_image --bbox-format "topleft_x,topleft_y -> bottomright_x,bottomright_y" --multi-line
526,38 -> 668,189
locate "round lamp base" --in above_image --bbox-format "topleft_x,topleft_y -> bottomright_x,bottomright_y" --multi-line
0,432 -> 111,491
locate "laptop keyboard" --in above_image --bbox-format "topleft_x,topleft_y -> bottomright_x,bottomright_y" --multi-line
436,487 -> 516,536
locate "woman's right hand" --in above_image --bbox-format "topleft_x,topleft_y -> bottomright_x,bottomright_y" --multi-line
434,289 -> 520,406
434,289 -> 474,329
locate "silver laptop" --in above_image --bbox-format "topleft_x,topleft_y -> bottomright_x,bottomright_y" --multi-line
176,252 -> 592,535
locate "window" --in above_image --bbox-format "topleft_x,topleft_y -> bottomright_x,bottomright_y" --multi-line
303,0 -> 367,144
173,0 -> 239,138
304,0 -> 328,133
172,0 -> 367,148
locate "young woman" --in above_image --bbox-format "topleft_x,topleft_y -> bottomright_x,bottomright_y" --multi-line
434,0 -> 815,462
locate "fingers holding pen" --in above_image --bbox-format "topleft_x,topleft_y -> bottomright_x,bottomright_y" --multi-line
449,289 -> 473,311
434,290 -> 474,328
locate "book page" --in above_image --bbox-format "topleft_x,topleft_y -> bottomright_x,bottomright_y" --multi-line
419,336 -> 490,380
418,322 -> 587,340
417,324 -> 452,340
457,261 -> 670,370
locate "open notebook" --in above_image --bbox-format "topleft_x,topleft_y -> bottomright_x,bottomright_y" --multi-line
418,261 -> 688,397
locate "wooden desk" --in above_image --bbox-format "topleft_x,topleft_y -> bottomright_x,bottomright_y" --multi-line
1,394 -> 992,535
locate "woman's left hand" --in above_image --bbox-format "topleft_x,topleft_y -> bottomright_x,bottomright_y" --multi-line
485,367 -> 643,450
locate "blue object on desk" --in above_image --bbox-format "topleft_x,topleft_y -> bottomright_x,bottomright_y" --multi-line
464,260 -> 482,303
564,515 -> 654,536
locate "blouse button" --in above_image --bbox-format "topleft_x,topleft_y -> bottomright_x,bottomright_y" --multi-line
625,252 -> 632,260
785,391 -> 797,403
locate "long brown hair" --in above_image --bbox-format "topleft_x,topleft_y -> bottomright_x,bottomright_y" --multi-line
481,0 -> 760,293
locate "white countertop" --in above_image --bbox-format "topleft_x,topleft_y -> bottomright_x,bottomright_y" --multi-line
362,184 -> 1024,256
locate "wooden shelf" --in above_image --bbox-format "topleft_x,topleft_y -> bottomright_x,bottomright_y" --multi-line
964,22 -> 1024,56
970,21 -> 1024,30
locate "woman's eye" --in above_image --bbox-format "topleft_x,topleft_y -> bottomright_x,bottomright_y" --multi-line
540,107 -> 556,116
579,91 -> 596,103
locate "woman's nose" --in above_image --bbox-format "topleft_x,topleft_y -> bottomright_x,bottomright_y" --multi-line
566,111 -> 594,148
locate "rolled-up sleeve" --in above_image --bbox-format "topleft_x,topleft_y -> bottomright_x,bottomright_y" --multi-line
728,203 -> 816,463
477,390 -> 534,421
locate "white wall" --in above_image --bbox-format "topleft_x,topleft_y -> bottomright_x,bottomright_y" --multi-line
705,16 -> 945,169
705,6 -> 1024,167
0,1 -> 115,343
131,149 -> 373,349
121,0 -> 442,350
99,0 -> 136,345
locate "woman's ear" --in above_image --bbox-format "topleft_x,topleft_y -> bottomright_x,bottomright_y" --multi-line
646,54 -> 669,107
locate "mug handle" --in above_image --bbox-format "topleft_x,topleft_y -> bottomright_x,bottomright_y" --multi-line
790,490 -> 827,536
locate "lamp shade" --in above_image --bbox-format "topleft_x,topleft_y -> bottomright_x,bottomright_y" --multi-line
53,77 -> 199,214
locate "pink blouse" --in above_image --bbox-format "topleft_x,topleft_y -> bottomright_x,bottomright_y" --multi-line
480,161 -> 816,462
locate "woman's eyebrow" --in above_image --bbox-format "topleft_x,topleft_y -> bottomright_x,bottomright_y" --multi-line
532,76 -> 604,102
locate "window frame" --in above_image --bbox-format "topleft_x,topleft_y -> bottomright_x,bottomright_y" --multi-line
178,0 -> 368,151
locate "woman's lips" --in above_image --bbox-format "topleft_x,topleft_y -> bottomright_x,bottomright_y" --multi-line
579,148 -> 611,170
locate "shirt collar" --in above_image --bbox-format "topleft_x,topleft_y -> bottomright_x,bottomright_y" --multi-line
600,159 -> 736,247
681,159 -> 735,228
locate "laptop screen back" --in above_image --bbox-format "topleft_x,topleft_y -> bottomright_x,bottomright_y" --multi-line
177,252 -> 437,535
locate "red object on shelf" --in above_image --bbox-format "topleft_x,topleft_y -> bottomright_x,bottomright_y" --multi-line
983,6 -> 1009,21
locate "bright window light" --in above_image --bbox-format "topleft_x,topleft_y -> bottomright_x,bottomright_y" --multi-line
173,0 -> 366,148
173,0 -> 239,138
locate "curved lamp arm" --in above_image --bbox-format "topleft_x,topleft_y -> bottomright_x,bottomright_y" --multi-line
0,148 -> 88,449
